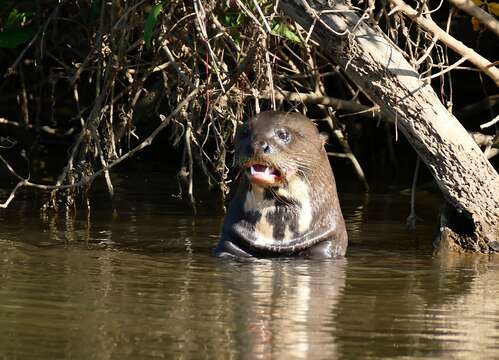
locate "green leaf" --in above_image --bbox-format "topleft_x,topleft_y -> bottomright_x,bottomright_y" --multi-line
144,3 -> 164,49
271,21 -> 300,43
0,8 -> 35,48
5,9 -> 29,30
89,0 -> 101,21
220,12 -> 242,28
0,27 -> 36,48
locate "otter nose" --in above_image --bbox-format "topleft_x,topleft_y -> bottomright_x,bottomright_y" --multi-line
251,139 -> 272,154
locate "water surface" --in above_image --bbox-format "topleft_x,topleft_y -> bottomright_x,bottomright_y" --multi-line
1,170 -> 498,359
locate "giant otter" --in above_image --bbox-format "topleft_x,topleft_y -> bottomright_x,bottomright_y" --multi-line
216,111 -> 347,258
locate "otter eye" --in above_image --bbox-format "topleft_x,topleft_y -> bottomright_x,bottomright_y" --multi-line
275,128 -> 290,143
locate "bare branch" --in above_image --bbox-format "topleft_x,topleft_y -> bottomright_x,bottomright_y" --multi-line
480,115 -> 499,129
389,0 -> 499,86
447,0 -> 499,37
259,90 -> 384,121
0,88 -> 199,209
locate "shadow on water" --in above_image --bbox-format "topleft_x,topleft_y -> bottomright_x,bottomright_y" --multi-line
1,167 -> 499,359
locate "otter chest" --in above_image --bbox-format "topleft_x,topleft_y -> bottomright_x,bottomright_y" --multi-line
242,180 -> 312,245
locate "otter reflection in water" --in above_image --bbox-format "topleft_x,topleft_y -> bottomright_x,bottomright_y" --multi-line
216,111 -> 347,258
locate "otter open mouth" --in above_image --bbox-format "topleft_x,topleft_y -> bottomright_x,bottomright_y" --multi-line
247,163 -> 283,186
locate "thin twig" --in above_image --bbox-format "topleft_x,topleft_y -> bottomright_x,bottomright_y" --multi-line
406,156 -> 421,230
421,56 -> 469,81
480,115 -> 499,129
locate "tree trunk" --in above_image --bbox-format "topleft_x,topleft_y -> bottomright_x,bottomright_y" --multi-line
279,0 -> 499,252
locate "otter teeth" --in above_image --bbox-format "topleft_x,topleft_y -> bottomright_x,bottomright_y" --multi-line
249,164 -> 281,185
251,164 -> 272,175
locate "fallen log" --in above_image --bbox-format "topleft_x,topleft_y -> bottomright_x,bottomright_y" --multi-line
279,0 -> 499,252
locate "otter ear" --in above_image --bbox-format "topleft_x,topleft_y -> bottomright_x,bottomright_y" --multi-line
319,132 -> 329,146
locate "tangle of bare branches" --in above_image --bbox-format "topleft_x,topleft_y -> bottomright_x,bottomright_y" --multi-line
0,0 -> 496,213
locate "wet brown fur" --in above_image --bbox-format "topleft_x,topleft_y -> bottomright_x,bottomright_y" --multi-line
216,111 -> 348,258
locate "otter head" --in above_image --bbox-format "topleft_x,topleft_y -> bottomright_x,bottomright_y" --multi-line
236,111 -> 327,189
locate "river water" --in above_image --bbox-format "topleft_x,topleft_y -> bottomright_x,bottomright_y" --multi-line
1,168 -> 498,359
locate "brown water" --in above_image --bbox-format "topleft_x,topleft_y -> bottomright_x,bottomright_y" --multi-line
1,169 -> 499,359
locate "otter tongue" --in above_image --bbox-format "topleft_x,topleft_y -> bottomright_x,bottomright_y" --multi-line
250,164 -> 278,185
